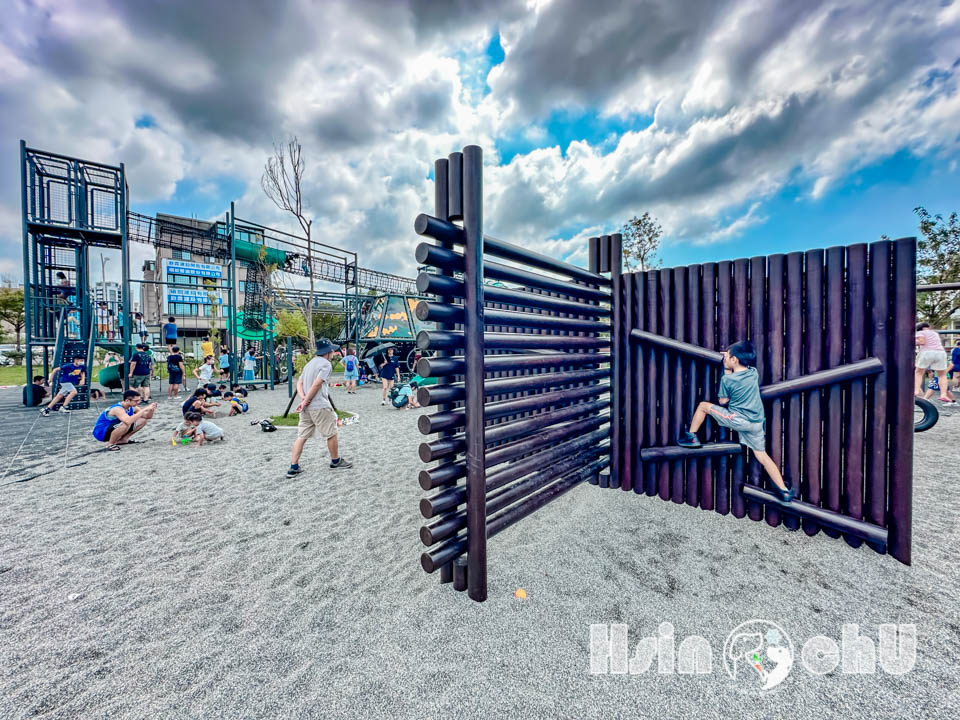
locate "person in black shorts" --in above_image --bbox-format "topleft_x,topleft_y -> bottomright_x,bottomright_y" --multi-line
379,347 -> 400,406
167,345 -> 185,399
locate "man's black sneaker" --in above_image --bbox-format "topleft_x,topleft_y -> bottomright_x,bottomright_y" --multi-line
286,466 -> 303,478
677,431 -> 701,448
330,458 -> 353,469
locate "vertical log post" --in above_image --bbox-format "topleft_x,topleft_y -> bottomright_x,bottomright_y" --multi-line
782,252 -> 804,531
865,240 -> 890,552
843,244 -> 867,547
462,145 -> 487,601
888,237 -> 915,564
802,249 -> 824,536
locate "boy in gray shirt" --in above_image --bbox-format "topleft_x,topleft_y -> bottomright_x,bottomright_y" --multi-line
678,340 -> 795,502
173,411 -> 225,445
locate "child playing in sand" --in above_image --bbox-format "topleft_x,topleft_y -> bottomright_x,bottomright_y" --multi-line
223,391 -> 248,416
396,381 -> 421,409
181,388 -> 219,417
172,411 -> 225,445
677,340 -> 795,503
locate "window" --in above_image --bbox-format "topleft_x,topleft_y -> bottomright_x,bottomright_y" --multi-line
238,281 -> 246,293
206,256 -> 218,264
173,250 -> 191,261
171,303 -> 199,316
168,273 -> 198,287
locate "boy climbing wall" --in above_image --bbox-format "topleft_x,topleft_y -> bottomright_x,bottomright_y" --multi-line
677,340 -> 795,503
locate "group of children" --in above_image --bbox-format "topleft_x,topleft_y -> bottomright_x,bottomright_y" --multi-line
171,383 -> 250,446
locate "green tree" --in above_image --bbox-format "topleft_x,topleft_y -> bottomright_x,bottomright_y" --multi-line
0,287 -> 25,351
276,309 -> 308,342
914,206 -> 960,327
621,212 -> 663,272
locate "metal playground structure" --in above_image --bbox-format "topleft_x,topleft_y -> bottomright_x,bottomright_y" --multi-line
20,140 -> 419,406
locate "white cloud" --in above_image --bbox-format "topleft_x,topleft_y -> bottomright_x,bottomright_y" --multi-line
0,0 -> 957,284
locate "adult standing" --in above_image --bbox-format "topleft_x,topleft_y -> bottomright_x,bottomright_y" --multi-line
162,316 -> 178,352
915,322 -> 953,403
91,390 -> 157,450
379,346 -> 399,406
128,343 -> 154,402
166,345 -> 185,399
287,337 -> 352,477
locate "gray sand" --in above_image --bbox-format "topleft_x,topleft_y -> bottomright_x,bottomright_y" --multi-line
1,380 -> 959,719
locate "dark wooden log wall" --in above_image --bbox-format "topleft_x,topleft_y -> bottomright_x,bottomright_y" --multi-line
614,238 -> 915,564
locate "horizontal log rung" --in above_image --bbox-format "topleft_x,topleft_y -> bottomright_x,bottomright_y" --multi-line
740,486 -> 888,546
639,442 -> 742,461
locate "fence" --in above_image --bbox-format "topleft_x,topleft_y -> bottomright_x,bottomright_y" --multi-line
414,144 -> 916,603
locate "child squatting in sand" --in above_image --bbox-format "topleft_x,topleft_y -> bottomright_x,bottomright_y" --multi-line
677,340 -> 796,503
172,411 -> 225,446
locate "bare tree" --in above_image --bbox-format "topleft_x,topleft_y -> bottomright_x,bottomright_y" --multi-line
262,137 -> 316,348
621,212 -> 663,272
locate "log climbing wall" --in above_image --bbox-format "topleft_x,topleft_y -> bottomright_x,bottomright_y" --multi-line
412,144 -> 916,603
613,239 -> 916,564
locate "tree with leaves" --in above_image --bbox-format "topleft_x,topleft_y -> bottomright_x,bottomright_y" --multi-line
262,137 -> 316,348
621,212 -> 663,272
0,287 -> 25,351
914,206 -> 960,328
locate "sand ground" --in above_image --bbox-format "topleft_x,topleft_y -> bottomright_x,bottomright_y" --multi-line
1,378 -> 958,719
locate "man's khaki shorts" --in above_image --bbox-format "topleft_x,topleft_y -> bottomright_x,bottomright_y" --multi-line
297,407 -> 338,440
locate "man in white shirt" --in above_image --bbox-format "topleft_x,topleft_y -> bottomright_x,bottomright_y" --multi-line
287,337 -> 352,477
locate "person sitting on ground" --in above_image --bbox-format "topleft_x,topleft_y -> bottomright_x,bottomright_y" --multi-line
915,322 -> 954,403
128,343 -> 154,402
166,345 -> 185,399
678,340 -> 795,503
41,354 -> 86,415
200,335 -> 214,359
343,348 -> 359,394
23,375 -> 49,407
223,391 -> 248,415
172,411 -> 225,446
230,383 -> 248,398
181,387 -> 219,417
92,390 -> 157,451
162,316 -> 178,352
193,354 -> 216,388
204,382 -> 222,398
90,388 -> 105,401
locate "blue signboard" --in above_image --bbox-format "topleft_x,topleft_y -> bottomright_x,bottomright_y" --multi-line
164,259 -> 223,278
167,288 -> 223,305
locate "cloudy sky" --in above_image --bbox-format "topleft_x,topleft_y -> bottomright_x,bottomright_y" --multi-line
2,0 -> 959,285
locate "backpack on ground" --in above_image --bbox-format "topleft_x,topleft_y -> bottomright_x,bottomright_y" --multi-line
259,419 -> 277,432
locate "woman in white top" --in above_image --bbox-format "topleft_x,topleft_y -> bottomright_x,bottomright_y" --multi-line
915,322 -> 953,403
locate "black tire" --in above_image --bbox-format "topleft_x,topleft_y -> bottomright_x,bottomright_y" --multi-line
914,397 -> 939,433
